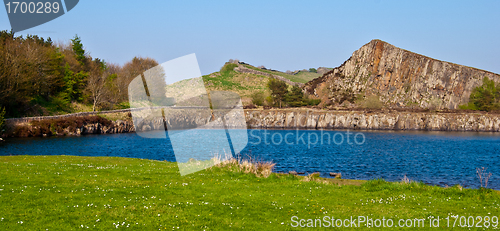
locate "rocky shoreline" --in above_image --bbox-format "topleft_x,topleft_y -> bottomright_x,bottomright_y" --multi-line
245,109 -> 500,132
4,108 -> 500,138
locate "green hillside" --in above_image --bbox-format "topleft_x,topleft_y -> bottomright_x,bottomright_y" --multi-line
239,64 -> 331,84
240,64 -> 306,83
167,63 -> 324,106
202,64 -> 272,105
293,71 -> 322,83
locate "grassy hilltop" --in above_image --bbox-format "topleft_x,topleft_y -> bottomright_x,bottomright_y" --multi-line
200,62 -> 324,106
0,155 -> 499,230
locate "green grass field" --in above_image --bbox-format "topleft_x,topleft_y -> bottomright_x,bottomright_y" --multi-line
0,155 -> 499,230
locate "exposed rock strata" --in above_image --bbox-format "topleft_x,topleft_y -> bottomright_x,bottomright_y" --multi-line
245,109 -> 500,132
304,40 -> 500,109
74,120 -> 136,135
44,120 -> 136,136
7,109 -> 500,138
121,109 -> 500,132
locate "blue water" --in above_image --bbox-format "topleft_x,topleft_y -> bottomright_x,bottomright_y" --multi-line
1,129 -> 499,189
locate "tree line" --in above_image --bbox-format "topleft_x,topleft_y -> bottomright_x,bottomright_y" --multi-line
251,78 -> 321,108
0,31 -> 158,118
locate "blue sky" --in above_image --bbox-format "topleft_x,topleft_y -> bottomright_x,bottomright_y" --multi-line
1,0 -> 499,75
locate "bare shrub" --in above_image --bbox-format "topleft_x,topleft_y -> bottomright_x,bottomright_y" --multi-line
212,152 -> 234,167
239,159 -> 254,174
211,153 -> 275,178
256,161 -> 276,178
251,92 -> 265,106
428,96 -> 443,110
302,172 -> 320,182
401,174 -> 411,184
13,125 -> 32,137
476,167 -> 492,188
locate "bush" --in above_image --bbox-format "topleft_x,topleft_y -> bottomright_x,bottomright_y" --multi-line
306,98 -> 321,106
264,82 -> 322,108
265,96 -> 273,106
309,68 -> 317,73
13,125 -> 31,137
115,101 -> 130,109
459,77 -> 500,111
251,92 -> 265,106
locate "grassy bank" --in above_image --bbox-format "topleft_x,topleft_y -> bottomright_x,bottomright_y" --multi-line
0,156 -> 499,230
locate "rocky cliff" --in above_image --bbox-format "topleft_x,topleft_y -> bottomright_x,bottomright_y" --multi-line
304,40 -> 500,109
6,108 -> 500,138
6,119 -> 136,137
245,109 -> 500,132
116,108 -> 500,132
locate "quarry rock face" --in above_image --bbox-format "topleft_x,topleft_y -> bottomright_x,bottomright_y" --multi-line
304,40 -> 500,109
245,109 -> 500,132
6,108 -> 500,137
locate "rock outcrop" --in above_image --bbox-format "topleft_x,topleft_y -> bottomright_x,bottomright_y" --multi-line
245,109 -> 500,132
74,120 -> 136,135
120,108 -> 500,133
5,118 -> 136,137
304,40 -> 500,109
7,108 -> 500,138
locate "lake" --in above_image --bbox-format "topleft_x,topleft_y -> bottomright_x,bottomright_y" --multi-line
1,129 -> 499,189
